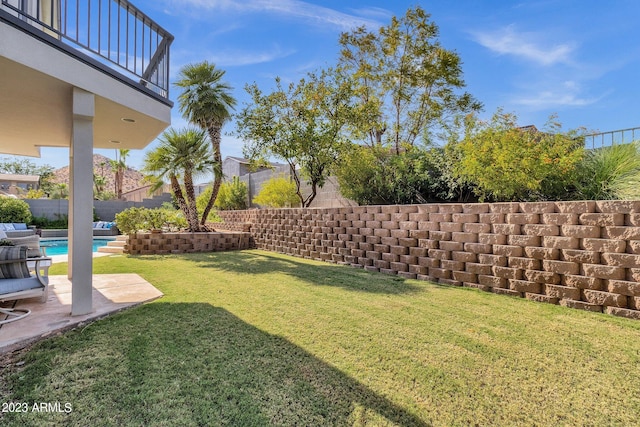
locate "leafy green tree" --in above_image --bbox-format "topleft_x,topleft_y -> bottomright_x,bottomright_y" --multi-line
450,111 -> 584,202
333,6 -> 481,204
237,69 -> 352,207
0,157 -> 55,195
215,177 -> 248,210
143,128 -> 213,231
338,6 -> 482,153
174,62 -> 236,226
253,175 -> 299,208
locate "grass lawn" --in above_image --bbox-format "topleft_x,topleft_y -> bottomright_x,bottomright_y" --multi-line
1,250 -> 640,426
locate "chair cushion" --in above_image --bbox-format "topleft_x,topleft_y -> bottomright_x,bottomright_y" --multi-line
0,230 -> 6,239
0,276 -> 42,293
0,246 -> 31,279
3,223 -> 15,231
12,223 -> 28,230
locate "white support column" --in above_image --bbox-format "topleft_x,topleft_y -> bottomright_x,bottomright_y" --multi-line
69,88 -> 94,316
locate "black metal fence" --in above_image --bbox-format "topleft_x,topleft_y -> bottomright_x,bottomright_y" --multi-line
1,0 -> 173,99
583,126 -> 640,149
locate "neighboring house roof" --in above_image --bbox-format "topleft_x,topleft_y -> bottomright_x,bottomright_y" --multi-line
0,173 -> 40,182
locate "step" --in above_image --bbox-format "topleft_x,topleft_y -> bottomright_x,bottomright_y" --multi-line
97,246 -> 124,254
97,236 -> 128,253
107,240 -> 127,248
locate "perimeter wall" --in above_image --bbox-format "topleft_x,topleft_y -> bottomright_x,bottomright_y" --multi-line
216,201 -> 640,320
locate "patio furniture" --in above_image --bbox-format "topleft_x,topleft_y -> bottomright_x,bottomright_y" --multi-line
1,223 -> 36,238
0,246 -> 50,324
5,234 -> 44,257
93,222 -> 119,236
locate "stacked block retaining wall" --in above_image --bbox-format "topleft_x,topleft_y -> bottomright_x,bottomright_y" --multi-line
125,232 -> 252,255
218,201 -> 640,320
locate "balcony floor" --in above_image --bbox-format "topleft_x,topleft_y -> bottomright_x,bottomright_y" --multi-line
0,273 -> 163,354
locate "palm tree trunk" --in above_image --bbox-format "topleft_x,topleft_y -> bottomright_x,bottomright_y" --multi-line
200,124 -> 223,226
169,174 -> 194,230
183,168 -> 201,231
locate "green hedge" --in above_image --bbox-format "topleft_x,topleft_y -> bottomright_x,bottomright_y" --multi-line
0,197 -> 32,224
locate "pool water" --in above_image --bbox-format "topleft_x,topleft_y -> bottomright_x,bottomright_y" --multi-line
41,239 -> 115,256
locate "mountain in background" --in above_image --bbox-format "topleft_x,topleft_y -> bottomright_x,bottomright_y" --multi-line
51,154 -> 145,195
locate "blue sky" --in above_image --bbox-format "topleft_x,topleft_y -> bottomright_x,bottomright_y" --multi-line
27,0 -> 640,171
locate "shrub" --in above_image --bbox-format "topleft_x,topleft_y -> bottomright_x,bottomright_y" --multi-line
450,111 -> 584,202
575,141 -> 640,200
145,209 -> 170,230
215,177 -> 248,210
30,214 -> 68,229
115,207 -> 188,234
115,207 -> 147,235
334,145 -> 385,205
335,145 -> 467,205
0,197 -> 32,224
24,189 -> 46,199
253,175 -> 299,208
165,209 -> 188,231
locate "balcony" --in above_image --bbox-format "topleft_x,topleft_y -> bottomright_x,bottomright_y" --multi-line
1,0 -> 172,100
0,0 -> 173,157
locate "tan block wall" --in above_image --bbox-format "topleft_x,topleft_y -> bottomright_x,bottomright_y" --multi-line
125,232 -> 252,255
219,201 -> 640,320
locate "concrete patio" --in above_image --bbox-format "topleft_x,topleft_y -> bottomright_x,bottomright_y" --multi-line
0,271 -> 163,354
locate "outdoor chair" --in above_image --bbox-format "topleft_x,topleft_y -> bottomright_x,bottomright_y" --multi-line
6,234 -> 44,257
0,246 -> 50,324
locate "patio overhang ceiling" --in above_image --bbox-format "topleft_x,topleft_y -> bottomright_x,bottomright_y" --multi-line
0,56 -> 169,158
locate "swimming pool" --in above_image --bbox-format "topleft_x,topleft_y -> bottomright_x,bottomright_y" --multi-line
40,238 -> 116,256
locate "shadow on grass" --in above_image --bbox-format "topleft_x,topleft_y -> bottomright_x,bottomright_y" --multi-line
190,250 -> 423,295
127,250 -> 423,295
4,303 -> 431,426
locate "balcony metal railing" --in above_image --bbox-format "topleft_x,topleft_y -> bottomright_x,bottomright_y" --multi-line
583,126 -> 640,149
1,0 -> 173,100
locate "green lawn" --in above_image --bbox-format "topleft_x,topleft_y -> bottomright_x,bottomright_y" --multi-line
2,250 -> 640,426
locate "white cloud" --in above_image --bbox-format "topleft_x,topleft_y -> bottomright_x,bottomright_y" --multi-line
164,0 -> 382,31
513,81 -> 604,109
208,47 -> 297,67
473,25 -> 575,66
170,45 -> 295,78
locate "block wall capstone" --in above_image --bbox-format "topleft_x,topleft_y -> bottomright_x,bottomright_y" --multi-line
219,201 -> 640,320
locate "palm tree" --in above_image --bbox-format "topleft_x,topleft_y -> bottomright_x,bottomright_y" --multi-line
93,173 -> 107,199
142,128 -> 213,231
174,61 -> 236,227
110,149 -> 130,199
